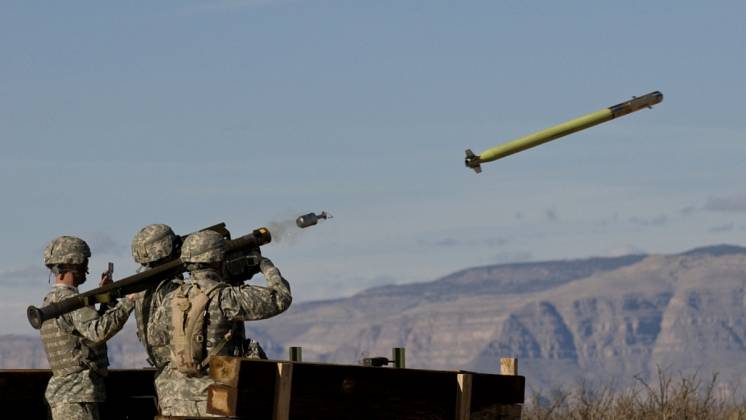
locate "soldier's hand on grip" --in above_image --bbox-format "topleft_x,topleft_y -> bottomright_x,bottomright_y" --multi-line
259,257 -> 276,275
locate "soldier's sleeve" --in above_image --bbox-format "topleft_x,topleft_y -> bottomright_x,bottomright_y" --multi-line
69,298 -> 135,344
220,262 -> 292,321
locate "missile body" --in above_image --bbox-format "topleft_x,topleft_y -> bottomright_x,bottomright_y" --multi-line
465,91 -> 663,173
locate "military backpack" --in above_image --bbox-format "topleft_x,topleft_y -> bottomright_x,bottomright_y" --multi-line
169,283 -> 231,376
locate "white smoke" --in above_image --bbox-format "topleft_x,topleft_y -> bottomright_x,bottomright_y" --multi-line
267,218 -> 303,245
265,211 -> 332,245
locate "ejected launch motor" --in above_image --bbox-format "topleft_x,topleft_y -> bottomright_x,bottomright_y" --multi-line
296,211 -> 332,228
465,91 -> 663,173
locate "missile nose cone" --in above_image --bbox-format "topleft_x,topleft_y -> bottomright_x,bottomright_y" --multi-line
609,90 -> 664,118
646,91 -> 664,107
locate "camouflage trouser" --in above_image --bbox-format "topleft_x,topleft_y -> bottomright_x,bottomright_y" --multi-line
50,402 -> 100,420
159,399 -> 223,417
156,367 -> 218,417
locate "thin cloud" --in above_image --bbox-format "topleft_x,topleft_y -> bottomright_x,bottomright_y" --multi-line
709,223 -> 736,233
492,251 -> 533,264
85,232 -> 128,256
0,265 -> 48,286
179,0 -> 298,14
680,206 -> 698,216
629,214 -> 668,227
595,212 -> 620,227
704,194 -> 746,212
603,244 -> 647,257
545,209 -> 559,222
432,238 -> 459,247
417,237 -> 508,248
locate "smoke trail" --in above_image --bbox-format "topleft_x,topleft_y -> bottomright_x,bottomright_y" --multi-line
266,211 -> 332,245
267,218 -> 303,245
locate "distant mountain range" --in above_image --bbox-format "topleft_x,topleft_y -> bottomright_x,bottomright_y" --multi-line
4,244 -> 746,394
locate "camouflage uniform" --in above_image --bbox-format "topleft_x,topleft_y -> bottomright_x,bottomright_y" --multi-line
41,284 -> 134,419
148,230 -> 292,416
40,235 -> 135,420
130,224 -> 184,405
130,224 -> 183,369
133,278 -> 181,368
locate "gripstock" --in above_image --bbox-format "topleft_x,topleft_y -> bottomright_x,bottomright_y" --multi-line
27,226 -> 271,329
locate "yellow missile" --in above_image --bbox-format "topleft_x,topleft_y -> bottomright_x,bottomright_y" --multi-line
465,91 -> 663,173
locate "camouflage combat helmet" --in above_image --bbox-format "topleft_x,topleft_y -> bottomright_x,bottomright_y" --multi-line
43,236 -> 91,268
132,224 -> 177,265
180,230 -> 225,264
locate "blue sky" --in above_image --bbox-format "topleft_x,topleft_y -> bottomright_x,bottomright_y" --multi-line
1,1 -> 745,333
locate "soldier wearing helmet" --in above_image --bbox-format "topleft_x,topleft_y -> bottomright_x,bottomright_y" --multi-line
130,224 -> 182,365
148,230 -> 292,417
130,224 -> 184,406
39,236 -> 135,420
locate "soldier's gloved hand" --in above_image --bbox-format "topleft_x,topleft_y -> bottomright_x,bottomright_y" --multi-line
259,257 -> 276,275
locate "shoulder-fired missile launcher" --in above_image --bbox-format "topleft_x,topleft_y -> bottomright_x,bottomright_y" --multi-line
26,225 -> 272,329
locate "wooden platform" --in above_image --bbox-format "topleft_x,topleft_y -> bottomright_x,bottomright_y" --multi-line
0,368 -> 157,419
205,357 -> 524,420
0,360 -> 524,420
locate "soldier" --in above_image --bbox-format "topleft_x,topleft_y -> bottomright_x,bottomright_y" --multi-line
131,224 -> 267,365
130,224 -> 184,401
148,230 -> 292,416
39,236 -> 135,420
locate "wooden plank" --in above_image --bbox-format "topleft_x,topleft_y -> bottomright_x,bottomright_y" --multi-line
209,356 -> 242,387
206,383 -> 238,417
470,373 -> 525,410
206,359 -> 278,419
499,358 -> 518,376
154,416 -> 236,420
455,373 -> 472,420
288,362 -> 457,419
204,359 -> 524,420
102,369 -> 158,419
273,362 -> 293,420
471,404 -> 522,420
0,369 -> 158,420
0,370 -> 51,419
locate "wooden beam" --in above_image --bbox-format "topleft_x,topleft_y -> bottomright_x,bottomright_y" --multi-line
1,364 -> 525,419
206,384 -> 238,417
206,359 -> 278,418
500,358 -> 518,376
273,362 -> 293,420
0,369 -> 158,420
287,361 -> 458,419
455,373 -> 473,420
154,416 -> 236,420
209,356 -> 242,387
